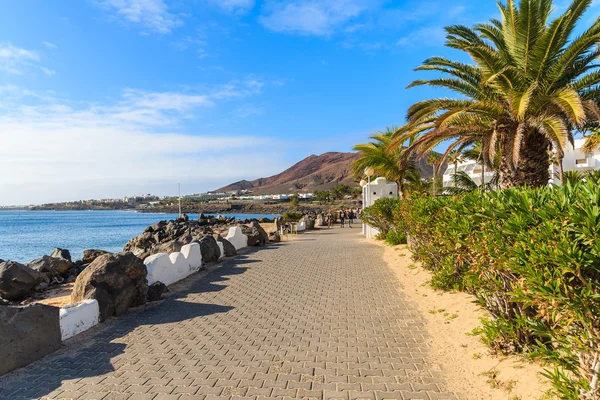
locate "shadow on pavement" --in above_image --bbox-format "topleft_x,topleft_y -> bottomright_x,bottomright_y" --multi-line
0,251 -> 260,400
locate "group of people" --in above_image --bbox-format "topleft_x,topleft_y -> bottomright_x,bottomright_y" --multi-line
325,208 -> 361,228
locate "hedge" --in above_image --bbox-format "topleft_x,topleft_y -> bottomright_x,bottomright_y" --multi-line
362,182 -> 600,399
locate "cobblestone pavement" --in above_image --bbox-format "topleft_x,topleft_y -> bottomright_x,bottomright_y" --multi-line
0,227 -> 457,400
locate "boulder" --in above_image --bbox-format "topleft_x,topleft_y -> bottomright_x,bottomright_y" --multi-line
199,235 -> 220,264
0,261 -> 44,300
147,282 -> 168,302
250,221 -> 270,244
82,249 -> 110,265
72,252 -> 148,322
50,248 -> 71,262
0,304 -> 62,375
28,255 -> 73,277
241,225 -> 262,246
153,240 -> 184,255
214,235 -> 237,257
268,231 -> 281,243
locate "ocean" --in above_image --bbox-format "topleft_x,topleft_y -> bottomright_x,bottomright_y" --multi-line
0,210 -> 280,264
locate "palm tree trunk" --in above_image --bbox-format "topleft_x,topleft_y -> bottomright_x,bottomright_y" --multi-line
397,180 -> 404,199
558,156 -> 564,185
481,163 -> 485,190
432,171 -> 437,196
499,130 -> 551,189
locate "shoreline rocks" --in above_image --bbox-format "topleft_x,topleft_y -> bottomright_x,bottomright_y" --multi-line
72,252 -> 148,322
0,261 -> 45,300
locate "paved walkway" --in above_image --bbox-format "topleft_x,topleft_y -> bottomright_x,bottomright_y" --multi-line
0,227 -> 456,400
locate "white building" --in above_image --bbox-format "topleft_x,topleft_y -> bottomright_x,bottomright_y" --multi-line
361,177 -> 398,239
443,138 -> 600,188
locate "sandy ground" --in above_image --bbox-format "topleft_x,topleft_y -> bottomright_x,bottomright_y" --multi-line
375,241 -> 554,400
20,282 -> 74,308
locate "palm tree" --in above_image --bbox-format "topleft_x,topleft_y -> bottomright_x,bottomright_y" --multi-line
426,152 -> 443,195
352,127 -> 417,198
447,149 -> 464,177
393,0 -> 600,189
582,129 -> 600,153
444,171 -> 480,195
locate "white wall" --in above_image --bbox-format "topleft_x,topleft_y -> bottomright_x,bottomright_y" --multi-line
362,177 -> 398,239
145,243 -> 202,286
225,227 -> 248,250
59,299 -> 100,341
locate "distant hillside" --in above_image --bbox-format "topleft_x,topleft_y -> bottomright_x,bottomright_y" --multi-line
216,151 -> 437,195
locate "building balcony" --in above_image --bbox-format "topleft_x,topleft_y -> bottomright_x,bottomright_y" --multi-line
575,157 -> 598,169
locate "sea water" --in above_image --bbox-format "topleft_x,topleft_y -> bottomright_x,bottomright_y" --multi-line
0,210 -> 280,263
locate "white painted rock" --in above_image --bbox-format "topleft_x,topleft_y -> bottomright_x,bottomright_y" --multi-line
225,227 -> 248,250
59,299 -> 100,341
181,243 -> 202,272
216,242 -> 224,259
297,221 -> 307,231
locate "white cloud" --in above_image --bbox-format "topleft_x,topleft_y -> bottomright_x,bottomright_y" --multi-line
207,0 -> 255,14
259,0 -> 374,36
0,43 -> 40,74
100,0 -> 183,34
396,26 -> 447,47
0,82 -> 286,205
40,66 -> 56,76
42,41 -> 57,49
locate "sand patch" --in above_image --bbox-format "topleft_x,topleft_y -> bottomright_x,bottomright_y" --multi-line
19,283 -> 74,308
375,241 -> 554,400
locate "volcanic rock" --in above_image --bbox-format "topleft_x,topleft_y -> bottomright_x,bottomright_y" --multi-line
72,252 -> 147,322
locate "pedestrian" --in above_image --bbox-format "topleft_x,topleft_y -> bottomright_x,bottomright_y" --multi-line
326,211 -> 333,228
348,209 -> 354,228
340,210 -> 345,228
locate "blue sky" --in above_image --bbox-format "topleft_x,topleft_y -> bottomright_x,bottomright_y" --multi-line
0,0 -> 593,205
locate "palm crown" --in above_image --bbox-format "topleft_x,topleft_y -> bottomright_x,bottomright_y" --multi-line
393,0 -> 600,188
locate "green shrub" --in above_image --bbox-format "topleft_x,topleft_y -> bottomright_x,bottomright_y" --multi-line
282,211 -> 302,222
384,228 -> 407,246
395,182 -> 600,398
360,197 -> 401,235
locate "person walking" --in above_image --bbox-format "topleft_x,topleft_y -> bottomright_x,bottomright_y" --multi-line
326,211 -> 333,228
340,210 -> 346,228
348,208 -> 354,228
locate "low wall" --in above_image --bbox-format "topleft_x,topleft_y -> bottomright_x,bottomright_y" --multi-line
59,299 -> 100,341
225,227 -> 248,250
145,243 -> 202,286
0,304 -> 62,375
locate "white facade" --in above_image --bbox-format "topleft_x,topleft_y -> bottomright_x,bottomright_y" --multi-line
443,138 -> 600,188
549,138 -> 600,183
442,162 -> 495,188
361,177 -> 398,239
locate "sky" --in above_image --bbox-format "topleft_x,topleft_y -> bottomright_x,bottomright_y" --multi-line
0,0 -> 595,205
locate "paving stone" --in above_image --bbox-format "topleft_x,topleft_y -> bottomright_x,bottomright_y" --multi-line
0,229 -> 456,400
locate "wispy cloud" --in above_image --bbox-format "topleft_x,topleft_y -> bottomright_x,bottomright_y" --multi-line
42,41 -> 57,49
40,66 -> 56,76
0,81 -> 285,205
396,26 -> 447,47
259,0 -> 376,36
0,43 -> 40,75
206,0 -> 255,15
99,0 -> 183,34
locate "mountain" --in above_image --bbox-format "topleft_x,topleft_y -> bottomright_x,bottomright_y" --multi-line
215,151 -> 437,195
216,152 -> 361,194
